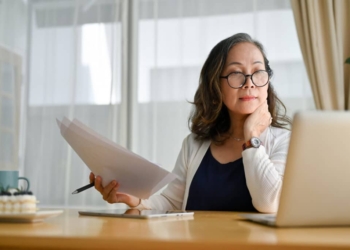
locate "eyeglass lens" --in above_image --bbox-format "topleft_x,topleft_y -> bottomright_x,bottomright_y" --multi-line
227,71 -> 268,88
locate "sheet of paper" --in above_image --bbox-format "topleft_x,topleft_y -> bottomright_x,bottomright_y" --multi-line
57,117 -> 177,199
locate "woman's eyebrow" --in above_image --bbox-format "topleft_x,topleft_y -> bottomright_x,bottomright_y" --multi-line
227,61 -> 242,66
227,60 -> 263,66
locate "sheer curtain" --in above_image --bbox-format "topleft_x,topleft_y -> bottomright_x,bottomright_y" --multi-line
24,0 -> 126,208
134,0 -> 315,173
0,1 -> 26,178
1,0 -> 314,208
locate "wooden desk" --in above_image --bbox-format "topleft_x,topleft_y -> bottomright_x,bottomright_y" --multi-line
1,209 -> 350,250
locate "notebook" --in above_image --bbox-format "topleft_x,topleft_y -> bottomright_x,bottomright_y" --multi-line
79,209 -> 194,219
240,111 -> 350,227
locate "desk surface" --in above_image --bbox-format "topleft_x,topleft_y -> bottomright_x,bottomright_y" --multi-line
1,209 -> 350,250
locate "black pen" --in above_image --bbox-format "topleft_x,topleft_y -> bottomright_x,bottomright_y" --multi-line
72,182 -> 95,194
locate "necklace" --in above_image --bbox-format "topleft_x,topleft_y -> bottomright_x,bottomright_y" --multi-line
228,131 -> 244,141
232,137 -> 244,141
229,133 -> 244,141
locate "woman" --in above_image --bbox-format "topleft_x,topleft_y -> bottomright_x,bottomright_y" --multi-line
90,33 -> 291,213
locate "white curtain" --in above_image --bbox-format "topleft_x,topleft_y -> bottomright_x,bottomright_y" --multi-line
135,0 -> 315,172
24,0 -> 125,208
0,0 -> 314,208
0,1 -> 27,177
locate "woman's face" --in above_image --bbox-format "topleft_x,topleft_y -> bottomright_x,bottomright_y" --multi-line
220,42 -> 269,117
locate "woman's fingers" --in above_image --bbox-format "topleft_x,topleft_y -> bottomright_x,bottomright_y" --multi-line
105,183 -> 120,203
94,176 -> 118,199
102,180 -> 117,200
255,102 -> 270,124
94,176 -> 105,193
244,101 -> 271,139
91,175 -> 126,204
89,172 -> 95,183
94,176 -> 118,201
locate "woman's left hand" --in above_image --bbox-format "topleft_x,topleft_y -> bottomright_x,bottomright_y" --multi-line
244,100 -> 272,140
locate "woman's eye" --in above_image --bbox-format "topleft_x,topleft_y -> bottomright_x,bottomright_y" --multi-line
254,69 -> 265,73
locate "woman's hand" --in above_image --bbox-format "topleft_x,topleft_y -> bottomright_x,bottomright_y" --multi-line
89,172 -> 141,207
244,100 -> 272,140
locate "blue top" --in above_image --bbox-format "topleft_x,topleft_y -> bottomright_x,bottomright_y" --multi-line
186,148 -> 257,211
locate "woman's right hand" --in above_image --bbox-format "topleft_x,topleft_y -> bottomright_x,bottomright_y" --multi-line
243,100 -> 271,141
89,172 -> 141,207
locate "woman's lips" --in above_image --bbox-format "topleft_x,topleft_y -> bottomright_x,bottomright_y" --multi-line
239,96 -> 257,101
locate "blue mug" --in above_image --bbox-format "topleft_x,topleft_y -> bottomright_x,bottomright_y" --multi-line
0,170 -> 30,191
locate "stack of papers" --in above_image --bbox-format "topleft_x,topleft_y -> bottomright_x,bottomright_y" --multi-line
56,117 -> 177,199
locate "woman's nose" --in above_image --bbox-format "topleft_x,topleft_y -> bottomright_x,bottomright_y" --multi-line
243,76 -> 255,88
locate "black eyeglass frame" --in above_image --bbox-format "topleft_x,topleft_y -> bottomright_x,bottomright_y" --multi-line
219,70 -> 270,89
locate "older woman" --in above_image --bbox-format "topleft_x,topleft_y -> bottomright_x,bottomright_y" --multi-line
90,33 -> 291,213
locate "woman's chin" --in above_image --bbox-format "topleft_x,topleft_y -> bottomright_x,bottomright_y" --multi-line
227,104 -> 260,116
238,108 -> 258,115
230,110 -> 255,117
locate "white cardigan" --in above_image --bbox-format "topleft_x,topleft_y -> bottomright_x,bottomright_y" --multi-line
136,126 -> 290,213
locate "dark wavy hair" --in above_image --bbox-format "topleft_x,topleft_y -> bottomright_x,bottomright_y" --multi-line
189,33 -> 291,143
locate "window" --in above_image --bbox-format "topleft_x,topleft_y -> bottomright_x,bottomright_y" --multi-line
135,0 -> 314,173
0,0 -> 314,207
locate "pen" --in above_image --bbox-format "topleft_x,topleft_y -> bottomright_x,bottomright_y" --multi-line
72,182 -> 95,194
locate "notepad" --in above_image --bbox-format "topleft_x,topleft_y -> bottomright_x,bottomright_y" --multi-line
78,209 -> 194,219
56,117 -> 177,199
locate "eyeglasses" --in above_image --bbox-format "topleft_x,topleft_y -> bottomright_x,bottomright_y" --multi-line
220,70 -> 269,89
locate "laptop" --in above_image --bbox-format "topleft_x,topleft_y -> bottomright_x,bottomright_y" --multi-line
79,209 -> 194,219
241,111 -> 350,227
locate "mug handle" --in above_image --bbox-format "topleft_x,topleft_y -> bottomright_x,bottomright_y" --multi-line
18,177 -> 30,192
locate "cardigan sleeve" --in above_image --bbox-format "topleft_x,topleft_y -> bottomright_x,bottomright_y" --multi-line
242,129 -> 290,213
132,136 -> 189,211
